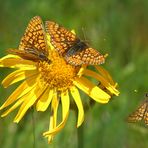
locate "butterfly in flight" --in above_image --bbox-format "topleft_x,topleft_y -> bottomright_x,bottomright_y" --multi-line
45,21 -> 106,66
127,93 -> 148,125
8,16 -> 50,63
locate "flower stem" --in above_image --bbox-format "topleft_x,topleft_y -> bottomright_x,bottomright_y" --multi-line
31,108 -> 36,148
77,123 -> 84,148
73,98 -> 95,148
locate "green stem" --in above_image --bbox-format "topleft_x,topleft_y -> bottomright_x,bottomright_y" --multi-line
72,97 -> 95,148
77,123 -> 84,148
31,108 -> 36,148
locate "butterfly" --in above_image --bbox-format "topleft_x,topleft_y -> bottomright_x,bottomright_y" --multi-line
127,94 -> 148,125
8,16 -> 50,63
45,21 -> 106,66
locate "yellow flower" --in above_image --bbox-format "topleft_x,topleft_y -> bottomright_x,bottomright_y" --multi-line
0,34 -> 119,143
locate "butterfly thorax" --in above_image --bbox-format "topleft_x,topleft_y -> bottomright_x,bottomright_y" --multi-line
66,39 -> 88,56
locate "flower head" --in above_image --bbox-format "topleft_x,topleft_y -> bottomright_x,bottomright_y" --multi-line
0,17 -> 119,143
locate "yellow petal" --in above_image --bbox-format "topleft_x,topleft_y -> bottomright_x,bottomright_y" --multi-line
47,115 -> 54,143
2,69 -> 38,88
46,34 -> 54,51
61,90 -> 69,119
43,91 -> 70,137
14,84 -> 47,123
71,29 -> 76,34
74,77 -> 110,103
43,112 -> 69,137
51,91 -> 59,125
46,91 -> 59,143
1,92 -> 28,117
0,76 -> 37,110
36,88 -> 53,112
0,54 -> 36,69
77,65 -> 87,77
0,54 -> 19,59
84,69 -> 119,96
0,54 -> 20,66
95,66 -> 114,85
70,86 -> 84,127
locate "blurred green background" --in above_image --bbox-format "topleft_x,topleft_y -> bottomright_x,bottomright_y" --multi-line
0,0 -> 148,148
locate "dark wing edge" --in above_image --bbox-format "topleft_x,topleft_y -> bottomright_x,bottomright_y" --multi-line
65,47 -> 106,66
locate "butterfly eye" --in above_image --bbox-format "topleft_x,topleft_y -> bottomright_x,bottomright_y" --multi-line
39,52 -> 46,59
38,52 -> 51,63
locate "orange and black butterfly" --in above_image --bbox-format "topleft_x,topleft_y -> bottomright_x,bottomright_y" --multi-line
8,16 -> 50,63
45,21 -> 106,66
127,93 -> 148,125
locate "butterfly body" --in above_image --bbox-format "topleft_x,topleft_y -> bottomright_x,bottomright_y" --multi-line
65,40 -> 88,56
45,21 -> 106,66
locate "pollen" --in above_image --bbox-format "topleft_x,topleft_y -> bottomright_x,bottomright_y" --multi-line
38,51 -> 79,91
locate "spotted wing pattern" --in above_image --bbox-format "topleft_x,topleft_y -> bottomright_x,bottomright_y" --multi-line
45,21 -> 105,66
128,99 -> 148,125
19,16 -> 48,56
143,102 -> 148,125
65,47 -> 105,65
45,21 -> 77,55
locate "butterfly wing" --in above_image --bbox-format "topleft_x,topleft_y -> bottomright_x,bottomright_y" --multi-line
19,16 -> 48,56
65,47 -> 105,66
7,49 -> 40,61
127,101 -> 147,123
45,21 -> 77,55
143,100 -> 148,125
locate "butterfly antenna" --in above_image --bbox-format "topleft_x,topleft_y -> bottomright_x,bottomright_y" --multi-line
81,27 -> 89,44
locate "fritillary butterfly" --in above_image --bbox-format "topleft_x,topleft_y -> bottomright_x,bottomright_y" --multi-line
45,21 -> 106,66
127,93 -> 148,125
8,16 -> 50,62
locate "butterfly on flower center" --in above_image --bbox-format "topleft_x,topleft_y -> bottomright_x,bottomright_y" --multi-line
45,21 -> 106,66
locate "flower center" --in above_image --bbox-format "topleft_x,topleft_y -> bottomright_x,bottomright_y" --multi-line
38,51 -> 79,91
